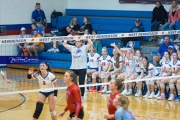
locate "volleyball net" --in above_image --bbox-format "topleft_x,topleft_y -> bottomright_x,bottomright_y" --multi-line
0,30 -> 180,96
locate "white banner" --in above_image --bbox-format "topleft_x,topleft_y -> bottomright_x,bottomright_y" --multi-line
0,30 -> 180,44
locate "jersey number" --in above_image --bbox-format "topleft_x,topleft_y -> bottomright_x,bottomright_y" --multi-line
126,62 -> 129,66
43,81 -> 46,85
102,62 -> 106,66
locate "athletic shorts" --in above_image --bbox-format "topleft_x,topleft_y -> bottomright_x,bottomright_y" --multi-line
88,67 -> 98,71
155,73 -> 160,76
39,91 -> 54,98
69,109 -> 84,119
136,72 -> 141,76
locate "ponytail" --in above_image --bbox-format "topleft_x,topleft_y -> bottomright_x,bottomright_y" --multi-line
143,56 -> 149,72
115,54 -> 120,68
117,94 -> 130,111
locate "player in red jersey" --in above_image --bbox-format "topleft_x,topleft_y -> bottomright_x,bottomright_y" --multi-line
104,78 -> 123,120
59,70 -> 84,120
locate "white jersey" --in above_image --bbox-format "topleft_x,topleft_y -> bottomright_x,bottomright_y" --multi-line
32,72 -> 57,92
170,60 -> 180,76
110,56 -> 123,70
68,45 -> 88,69
87,53 -> 100,68
99,55 -> 111,71
134,56 -> 142,73
160,55 -> 173,65
161,60 -> 171,76
141,63 -> 159,76
124,57 -> 135,73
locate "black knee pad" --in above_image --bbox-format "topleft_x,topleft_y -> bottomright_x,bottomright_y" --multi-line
33,102 -> 44,119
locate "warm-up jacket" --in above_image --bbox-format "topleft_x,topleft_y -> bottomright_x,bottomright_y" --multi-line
168,7 -> 180,23
151,5 -> 167,25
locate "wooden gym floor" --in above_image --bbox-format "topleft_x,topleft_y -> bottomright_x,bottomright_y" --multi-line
0,68 -> 180,120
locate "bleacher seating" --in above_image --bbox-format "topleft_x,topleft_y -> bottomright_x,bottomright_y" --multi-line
9,9 -> 155,70
66,9 -> 152,18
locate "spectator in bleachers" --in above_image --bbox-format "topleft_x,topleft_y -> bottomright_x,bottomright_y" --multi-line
153,36 -> 176,66
121,19 -> 144,46
32,3 -> 46,29
92,30 -> 102,55
150,0 -> 167,41
17,27 -> 29,56
69,17 -> 80,31
79,17 -> 92,34
47,33 -> 60,53
31,23 -> 44,37
175,34 -> 180,42
160,0 -> 180,43
51,17 -> 80,35
27,29 -> 44,56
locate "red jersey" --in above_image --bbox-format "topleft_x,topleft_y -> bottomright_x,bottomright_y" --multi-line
107,91 -> 120,120
64,83 -> 83,116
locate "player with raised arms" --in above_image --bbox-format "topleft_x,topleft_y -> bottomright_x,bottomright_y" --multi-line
125,49 -> 143,95
59,70 -> 84,120
111,41 -> 135,95
0,70 -> 11,84
27,62 -> 58,120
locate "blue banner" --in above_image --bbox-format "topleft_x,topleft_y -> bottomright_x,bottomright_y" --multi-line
0,56 -> 40,64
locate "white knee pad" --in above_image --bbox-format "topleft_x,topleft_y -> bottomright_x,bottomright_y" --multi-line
136,81 -> 142,84
50,111 -> 56,116
156,81 -> 160,86
160,83 -> 165,88
146,80 -> 150,85
150,81 -> 155,85
92,73 -> 97,79
111,74 -> 116,79
169,84 -> 174,89
177,84 -> 180,90
101,73 -> 109,79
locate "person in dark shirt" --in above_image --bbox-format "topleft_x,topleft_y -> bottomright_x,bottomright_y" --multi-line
51,17 -> 80,36
121,18 -> 144,46
150,0 -> 167,41
130,19 -> 144,32
79,17 -> 93,34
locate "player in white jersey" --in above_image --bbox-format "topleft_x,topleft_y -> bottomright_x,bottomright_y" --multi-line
159,45 -> 174,65
27,62 -> 58,120
87,46 -> 100,75
141,57 -> 159,98
0,70 -> 11,84
126,50 -> 143,95
105,48 -> 123,94
109,48 -> 123,79
175,45 -> 180,101
157,51 -> 172,99
111,41 -> 135,95
91,47 -> 111,93
158,52 -> 180,101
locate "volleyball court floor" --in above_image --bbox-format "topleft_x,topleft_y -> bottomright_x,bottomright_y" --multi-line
0,68 -> 180,120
